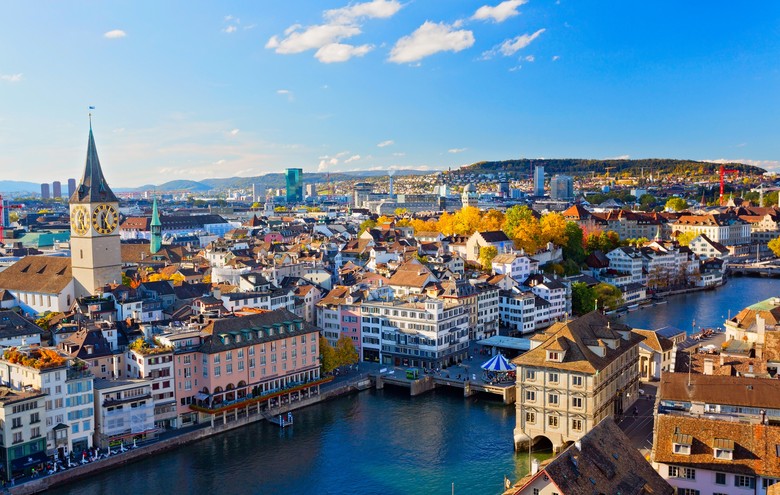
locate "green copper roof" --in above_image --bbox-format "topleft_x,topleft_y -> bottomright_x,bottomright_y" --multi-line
70,125 -> 118,204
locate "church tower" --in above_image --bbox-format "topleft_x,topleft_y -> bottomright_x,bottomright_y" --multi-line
150,197 -> 162,254
69,121 -> 122,297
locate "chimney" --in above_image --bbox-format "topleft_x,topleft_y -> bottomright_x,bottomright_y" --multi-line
703,359 -> 713,375
531,458 -> 540,475
749,362 -> 754,374
720,353 -> 725,366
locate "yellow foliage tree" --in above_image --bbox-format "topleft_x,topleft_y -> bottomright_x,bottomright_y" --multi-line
479,209 -> 504,232
540,212 -> 569,247
437,212 -> 456,236
452,206 -> 482,235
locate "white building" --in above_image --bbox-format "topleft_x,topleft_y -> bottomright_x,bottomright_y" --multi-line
93,378 -> 156,448
126,345 -> 177,430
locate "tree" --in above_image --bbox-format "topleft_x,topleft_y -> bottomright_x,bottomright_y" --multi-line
436,212 -> 456,236
319,337 -> 337,374
479,246 -> 498,271
561,222 -> 586,264
358,219 -> 376,236
665,197 -> 688,212
479,209 -> 505,232
394,208 -> 408,216
539,212 -> 568,247
769,236 -> 780,257
452,206 -> 482,235
638,194 -> 656,211
503,205 -> 542,253
676,231 -> 699,246
593,283 -> 623,310
571,282 -> 595,315
334,336 -> 359,368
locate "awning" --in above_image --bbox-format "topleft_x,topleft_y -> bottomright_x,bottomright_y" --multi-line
194,392 -> 209,400
11,451 -> 49,470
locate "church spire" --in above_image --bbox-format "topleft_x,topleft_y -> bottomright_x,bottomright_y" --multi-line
150,196 -> 162,254
70,122 -> 118,204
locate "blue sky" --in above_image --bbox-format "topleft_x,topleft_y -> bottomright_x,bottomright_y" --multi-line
1,0 -> 779,187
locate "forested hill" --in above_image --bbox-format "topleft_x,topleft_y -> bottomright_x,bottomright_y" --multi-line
460,159 -> 766,177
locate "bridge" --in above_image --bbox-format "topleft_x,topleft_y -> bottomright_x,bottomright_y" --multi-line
372,371 -> 516,404
726,261 -> 780,278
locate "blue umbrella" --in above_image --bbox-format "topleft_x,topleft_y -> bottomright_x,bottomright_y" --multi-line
480,354 -> 516,372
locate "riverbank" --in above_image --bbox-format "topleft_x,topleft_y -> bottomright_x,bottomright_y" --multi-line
10,374 -> 373,495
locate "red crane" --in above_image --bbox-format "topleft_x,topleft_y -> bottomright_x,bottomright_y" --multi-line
719,164 -> 738,205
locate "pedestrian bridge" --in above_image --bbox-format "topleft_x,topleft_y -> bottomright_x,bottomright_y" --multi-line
372,372 -> 516,404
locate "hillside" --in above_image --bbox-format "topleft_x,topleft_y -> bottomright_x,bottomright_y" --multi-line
460,158 -> 766,177
0,180 -> 44,194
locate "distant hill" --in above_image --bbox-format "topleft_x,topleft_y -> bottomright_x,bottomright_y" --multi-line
459,158 -> 766,177
0,180 -> 42,194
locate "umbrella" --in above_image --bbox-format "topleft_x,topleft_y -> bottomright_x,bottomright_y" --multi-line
481,354 -> 516,372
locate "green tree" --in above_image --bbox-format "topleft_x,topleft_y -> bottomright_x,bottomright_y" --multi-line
319,337 -> 338,374
503,205 -> 542,253
479,246 -> 498,271
562,222 -> 586,264
665,197 -> 688,212
334,336 -> 359,368
593,283 -> 623,311
639,194 -> 656,210
769,236 -> 780,257
571,282 -> 596,315
561,258 -> 581,276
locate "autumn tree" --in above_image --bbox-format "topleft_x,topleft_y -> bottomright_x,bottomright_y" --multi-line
676,231 -> 699,246
539,212 -> 568,246
358,219 -> 376,236
503,205 -> 542,253
334,336 -> 359,368
479,209 -> 505,232
769,236 -> 780,257
479,246 -> 498,272
437,212 -> 456,236
320,337 -> 337,374
452,206 -> 482,235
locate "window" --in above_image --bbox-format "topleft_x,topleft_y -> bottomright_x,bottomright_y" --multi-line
12,432 -> 22,444
715,472 -> 726,485
30,427 -> 40,438
226,364 -> 233,374
572,397 -> 582,409
714,448 -> 733,460
572,419 -> 582,431
548,394 -> 559,406
548,415 -> 558,428
525,370 -> 536,380
525,412 -> 535,424
673,443 -> 691,455
11,417 -> 21,429
668,466 -> 695,480
676,490 -> 699,495
734,475 -> 755,488
572,375 -> 583,387
547,351 -> 559,361
214,366 -> 221,377
525,391 -> 535,402
549,372 -> 559,383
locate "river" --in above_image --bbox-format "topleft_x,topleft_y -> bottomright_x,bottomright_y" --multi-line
48,276 -> 779,495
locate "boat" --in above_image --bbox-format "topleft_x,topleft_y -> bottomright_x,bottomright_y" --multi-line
654,299 -> 668,305
627,303 -> 640,312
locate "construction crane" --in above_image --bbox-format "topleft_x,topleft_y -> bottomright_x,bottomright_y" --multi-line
0,195 -> 4,244
604,166 -> 616,178
719,164 -> 739,205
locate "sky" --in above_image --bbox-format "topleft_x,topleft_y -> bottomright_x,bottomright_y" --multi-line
1,0 -> 779,187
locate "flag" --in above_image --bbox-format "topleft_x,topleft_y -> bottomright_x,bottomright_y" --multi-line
89,106 -> 95,110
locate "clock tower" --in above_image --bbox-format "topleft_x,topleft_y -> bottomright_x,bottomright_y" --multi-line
70,122 -> 122,297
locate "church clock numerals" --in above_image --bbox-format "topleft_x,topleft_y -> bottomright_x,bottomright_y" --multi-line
71,206 -> 90,236
91,203 -> 119,234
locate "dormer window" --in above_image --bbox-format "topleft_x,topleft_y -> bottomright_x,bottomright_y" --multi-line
547,351 -> 564,362
713,438 -> 734,460
673,432 -> 692,455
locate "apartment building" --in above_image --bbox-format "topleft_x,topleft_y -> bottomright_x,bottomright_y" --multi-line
0,388 -> 46,482
93,378 -> 156,448
361,298 -> 469,369
126,345 -> 177,430
499,289 -> 537,334
512,312 -> 643,453
652,373 -> 780,495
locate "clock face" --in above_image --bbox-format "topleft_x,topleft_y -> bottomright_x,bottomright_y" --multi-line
71,206 -> 90,236
91,203 -> 119,235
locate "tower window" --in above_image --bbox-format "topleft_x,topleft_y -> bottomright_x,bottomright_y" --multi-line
80,249 -> 83,259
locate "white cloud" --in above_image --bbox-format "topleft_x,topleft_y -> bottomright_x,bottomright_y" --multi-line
104,29 -> 127,39
267,23 -> 361,54
276,89 -> 294,101
482,28 -> 545,58
377,140 -> 394,147
389,22 -> 474,64
552,55 -> 560,61
224,25 -> 237,34
315,43 -> 373,63
345,154 -> 361,163
325,0 -> 402,24
524,55 -> 535,62
317,156 -> 340,171
0,73 -> 22,83
448,148 -> 467,154
392,152 -> 406,157
230,129 -> 240,136
604,154 -> 630,160
472,0 -> 528,23
509,65 -> 522,72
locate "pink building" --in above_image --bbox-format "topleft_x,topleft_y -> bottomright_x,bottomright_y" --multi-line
317,286 -> 363,360
179,309 -> 323,426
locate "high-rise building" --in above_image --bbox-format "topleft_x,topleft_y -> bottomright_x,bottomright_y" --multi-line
550,175 -> 574,200
150,197 -> 162,254
305,183 -> 317,198
52,181 -> 62,199
353,182 -> 373,208
285,168 -> 303,203
533,165 -> 545,197
67,178 -> 77,199
497,180 -> 510,197
69,123 -> 122,297
40,183 -> 50,200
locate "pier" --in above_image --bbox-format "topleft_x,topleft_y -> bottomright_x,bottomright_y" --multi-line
371,367 -> 516,404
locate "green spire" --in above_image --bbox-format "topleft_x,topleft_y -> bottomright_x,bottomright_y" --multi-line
150,196 -> 162,254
